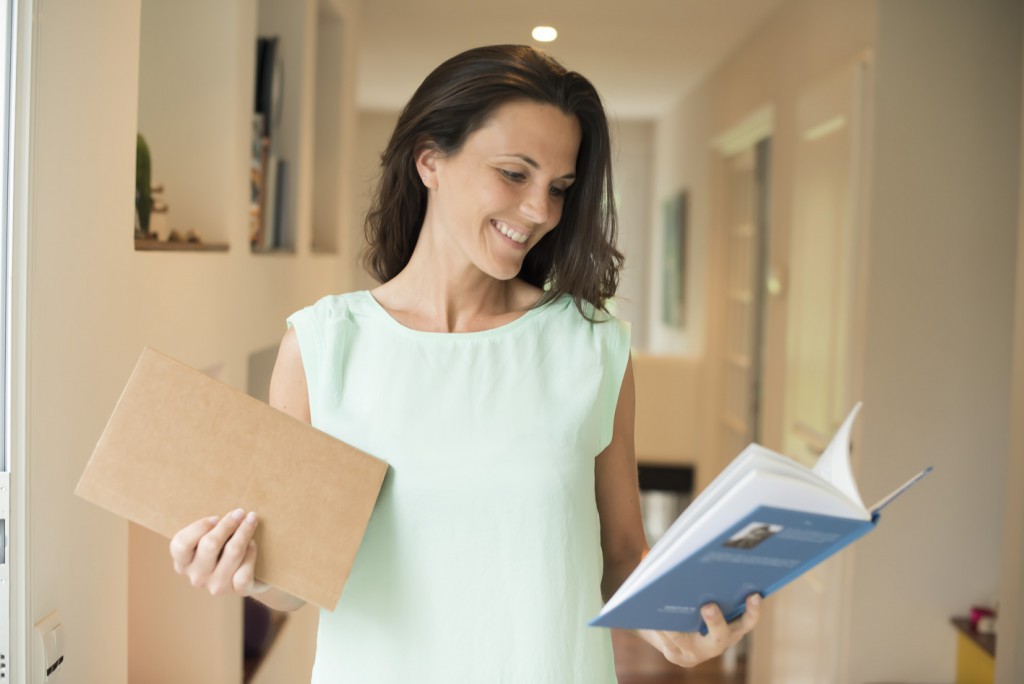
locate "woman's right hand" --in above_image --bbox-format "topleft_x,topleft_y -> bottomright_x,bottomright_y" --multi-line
169,508 -> 268,598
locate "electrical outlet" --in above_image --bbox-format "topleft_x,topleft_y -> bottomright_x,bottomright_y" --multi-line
1,472 -> 9,681
33,611 -> 63,681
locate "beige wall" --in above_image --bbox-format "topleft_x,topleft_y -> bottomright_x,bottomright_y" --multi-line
11,0 -> 361,681
610,120 -> 654,349
995,11 -> 1024,681
848,2 -> 1021,681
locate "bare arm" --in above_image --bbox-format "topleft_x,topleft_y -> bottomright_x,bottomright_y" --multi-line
268,326 -> 311,424
595,354 -> 760,667
252,327 -> 311,611
595,355 -> 648,601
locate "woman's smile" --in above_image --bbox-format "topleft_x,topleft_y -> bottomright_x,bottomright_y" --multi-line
491,219 -> 531,247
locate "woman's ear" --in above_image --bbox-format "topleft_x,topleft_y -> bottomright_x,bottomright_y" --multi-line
414,146 -> 440,190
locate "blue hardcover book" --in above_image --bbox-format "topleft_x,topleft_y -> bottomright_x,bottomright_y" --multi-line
590,403 -> 931,633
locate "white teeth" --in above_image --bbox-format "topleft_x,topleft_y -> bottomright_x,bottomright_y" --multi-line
494,221 -> 528,244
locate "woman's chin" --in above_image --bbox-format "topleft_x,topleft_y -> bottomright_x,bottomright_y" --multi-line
478,255 -> 525,282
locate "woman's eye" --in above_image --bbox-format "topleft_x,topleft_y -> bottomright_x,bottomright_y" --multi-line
499,169 -> 526,182
549,185 -> 567,198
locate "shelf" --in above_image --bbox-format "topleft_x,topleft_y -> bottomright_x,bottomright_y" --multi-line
951,617 -> 996,658
138,0 -> 352,260
135,239 -> 229,252
250,245 -> 296,256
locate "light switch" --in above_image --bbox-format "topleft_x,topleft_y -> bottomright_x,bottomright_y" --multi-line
33,611 -> 63,680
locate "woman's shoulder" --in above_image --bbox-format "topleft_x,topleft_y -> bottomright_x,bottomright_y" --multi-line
536,292 -> 629,348
291,290 -> 376,328
545,292 -> 623,327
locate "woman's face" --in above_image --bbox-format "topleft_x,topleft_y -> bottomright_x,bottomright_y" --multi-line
419,100 -> 582,282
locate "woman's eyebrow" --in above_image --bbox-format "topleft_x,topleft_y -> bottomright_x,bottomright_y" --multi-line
501,153 -> 576,180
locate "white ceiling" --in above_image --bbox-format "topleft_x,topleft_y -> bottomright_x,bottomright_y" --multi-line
355,0 -> 788,119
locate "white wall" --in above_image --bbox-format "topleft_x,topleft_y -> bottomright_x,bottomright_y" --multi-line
11,0 -> 362,681
350,109 -> 399,293
611,120 -> 653,349
848,2 -> 1022,682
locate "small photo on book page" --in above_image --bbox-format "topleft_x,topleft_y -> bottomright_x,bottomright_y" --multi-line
723,522 -> 783,550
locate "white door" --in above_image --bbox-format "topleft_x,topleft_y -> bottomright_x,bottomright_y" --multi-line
718,140 -> 771,467
751,55 -> 873,684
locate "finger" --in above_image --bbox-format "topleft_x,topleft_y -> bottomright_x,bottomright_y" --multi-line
731,594 -> 762,640
701,602 -> 728,634
207,511 -> 259,596
232,539 -> 266,595
697,603 -> 731,654
188,508 -> 247,585
169,515 -> 219,573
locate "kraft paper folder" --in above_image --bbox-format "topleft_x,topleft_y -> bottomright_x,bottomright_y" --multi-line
75,347 -> 388,610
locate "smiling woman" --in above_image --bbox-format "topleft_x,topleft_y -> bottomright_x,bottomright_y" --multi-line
363,44 -> 623,323
167,44 -> 759,683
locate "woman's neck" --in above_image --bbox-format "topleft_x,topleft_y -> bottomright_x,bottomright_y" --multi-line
370,245 -> 540,334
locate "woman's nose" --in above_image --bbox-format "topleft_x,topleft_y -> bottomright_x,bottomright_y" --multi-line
520,186 -> 552,225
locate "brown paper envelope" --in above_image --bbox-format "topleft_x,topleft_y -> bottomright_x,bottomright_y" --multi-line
75,347 -> 388,610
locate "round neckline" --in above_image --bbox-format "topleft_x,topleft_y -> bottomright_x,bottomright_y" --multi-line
361,290 -> 559,339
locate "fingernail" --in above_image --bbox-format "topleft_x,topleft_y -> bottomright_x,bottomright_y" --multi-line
702,605 -> 715,618
231,508 -> 245,520
750,594 -> 761,606
207,516 -> 219,524
245,511 -> 257,524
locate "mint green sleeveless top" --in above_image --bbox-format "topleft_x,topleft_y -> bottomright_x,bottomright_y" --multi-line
287,290 -> 630,683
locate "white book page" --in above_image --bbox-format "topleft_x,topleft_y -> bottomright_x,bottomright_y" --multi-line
604,468 -> 870,615
614,445 -> 848,602
811,403 -> 865,509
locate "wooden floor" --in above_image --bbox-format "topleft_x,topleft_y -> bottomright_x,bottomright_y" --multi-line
612,630 -> 746,684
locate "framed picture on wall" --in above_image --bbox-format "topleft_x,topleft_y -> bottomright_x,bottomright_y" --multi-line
661,190 -> 689,328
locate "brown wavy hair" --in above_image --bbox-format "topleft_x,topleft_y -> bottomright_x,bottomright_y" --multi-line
361,44 -> 623,318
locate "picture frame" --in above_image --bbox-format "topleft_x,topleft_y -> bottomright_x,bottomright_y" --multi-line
661,189 -> 689,328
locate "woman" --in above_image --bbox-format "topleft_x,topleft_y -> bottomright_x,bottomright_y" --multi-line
169,44 -> 759,681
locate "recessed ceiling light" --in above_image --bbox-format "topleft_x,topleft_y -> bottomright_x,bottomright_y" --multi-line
531,26 -> 558,43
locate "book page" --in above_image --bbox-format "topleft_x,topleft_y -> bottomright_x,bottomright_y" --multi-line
811,403 -> 865,510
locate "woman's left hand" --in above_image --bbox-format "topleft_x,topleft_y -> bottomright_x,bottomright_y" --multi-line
636,594 -> 762,668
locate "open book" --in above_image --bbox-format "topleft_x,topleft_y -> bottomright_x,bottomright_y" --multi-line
590,403 -> 931,632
